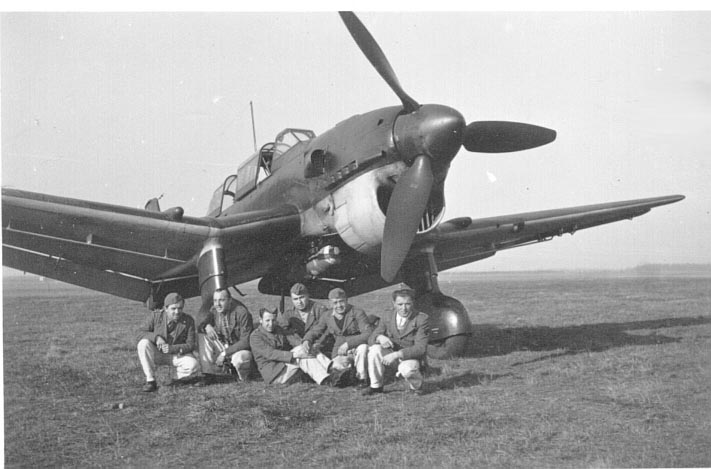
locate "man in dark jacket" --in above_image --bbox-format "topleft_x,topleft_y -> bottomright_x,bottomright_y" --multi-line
279,283 -> 333,353
362,289 -> 429,396
302,288 -> 372,387
136,292 -> 199,392
279,283 -> 328,338
196,289 -> 253,383
250,308 -> 331,385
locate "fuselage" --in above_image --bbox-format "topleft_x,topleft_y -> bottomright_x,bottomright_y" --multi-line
220,105 -> 402,214
199,103 -> 466,292
212,104 -> 463,252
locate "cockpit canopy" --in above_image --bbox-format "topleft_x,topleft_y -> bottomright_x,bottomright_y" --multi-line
207,128 -> 315,216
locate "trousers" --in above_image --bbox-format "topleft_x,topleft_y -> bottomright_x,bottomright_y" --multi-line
137,338 -> 199,382
276,353 -> 331,385
197,334 -> 253,380
330,343 -> 368,380
366,344 -> 423,390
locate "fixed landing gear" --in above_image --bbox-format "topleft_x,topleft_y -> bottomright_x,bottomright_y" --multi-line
415,292 -> 471,359
196,242 -> 228,321
404,245 -> 472,359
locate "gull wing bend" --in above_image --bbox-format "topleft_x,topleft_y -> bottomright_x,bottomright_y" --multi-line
2,188 -> 301,304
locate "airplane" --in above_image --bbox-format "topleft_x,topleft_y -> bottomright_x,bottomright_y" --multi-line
2,12 -> 684,358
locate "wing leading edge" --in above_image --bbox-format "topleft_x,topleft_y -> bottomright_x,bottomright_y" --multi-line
2,188 -> 301,303
418,195 -> 685,271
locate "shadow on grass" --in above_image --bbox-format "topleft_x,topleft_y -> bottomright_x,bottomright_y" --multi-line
427,370 -> 514,392
464,315 -> 711,359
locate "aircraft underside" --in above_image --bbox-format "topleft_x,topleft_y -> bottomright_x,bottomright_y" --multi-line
1,12 -> 686,359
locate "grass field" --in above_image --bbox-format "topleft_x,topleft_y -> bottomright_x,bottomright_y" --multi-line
3,272 -> 711,468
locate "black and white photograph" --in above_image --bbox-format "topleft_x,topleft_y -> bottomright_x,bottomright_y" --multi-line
2,8 -> 710,467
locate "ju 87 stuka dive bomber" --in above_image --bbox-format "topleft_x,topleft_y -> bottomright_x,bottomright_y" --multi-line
2,12 -> 684,356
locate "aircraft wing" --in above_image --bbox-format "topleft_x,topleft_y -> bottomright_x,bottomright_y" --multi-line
416,195 -> 685,271
2,188 -> 301,303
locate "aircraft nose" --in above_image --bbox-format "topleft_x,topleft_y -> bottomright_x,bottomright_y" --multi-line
393,104 -> 465,166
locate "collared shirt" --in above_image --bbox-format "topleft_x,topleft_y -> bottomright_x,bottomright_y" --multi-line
299,311 -> 309,324
333,314 -> 345,331
166,318 -> 182,345
279,300 -> 329,339
216,311 -> 234,344
396,314 -> 407,330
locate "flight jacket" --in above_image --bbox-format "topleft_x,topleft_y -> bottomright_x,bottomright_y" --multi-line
303,305 -> 373,352
249,325 -> 302,384
136,309 -> 197,356
369,310 -> 429,361
197,299 -> 253,357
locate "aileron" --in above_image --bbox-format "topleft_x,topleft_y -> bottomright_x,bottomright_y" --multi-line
3,245 -> 151,302
421,195 -> 684,272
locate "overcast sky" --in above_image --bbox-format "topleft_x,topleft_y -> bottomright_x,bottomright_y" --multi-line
2,11 -> 710,272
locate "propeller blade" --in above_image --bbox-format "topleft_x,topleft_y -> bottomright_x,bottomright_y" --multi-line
381,155 -> 434,282
339,11 -> 419,113
463,121 -> 557,153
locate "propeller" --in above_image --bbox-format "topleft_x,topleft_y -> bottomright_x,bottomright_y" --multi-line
338,12 -> 557,282
339,11 -> 419,113
381,155 -> 434,282
463,121 -> 557,153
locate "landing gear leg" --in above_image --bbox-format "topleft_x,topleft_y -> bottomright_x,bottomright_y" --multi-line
404,245 -> 471,358
197,242 -> 227,323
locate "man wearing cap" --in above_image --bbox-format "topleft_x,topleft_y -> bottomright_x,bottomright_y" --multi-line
363,288 -> 429,396
250,308 -> 332,385
136,292 -> 199,392
195,289 -> 254,385
279,283 -> 331,351
302,287 -> 372,387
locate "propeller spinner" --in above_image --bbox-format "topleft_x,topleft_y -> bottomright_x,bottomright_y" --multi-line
338,12 -> 557,282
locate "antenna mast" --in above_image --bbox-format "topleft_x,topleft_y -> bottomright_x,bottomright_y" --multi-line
250,101 -> 257,152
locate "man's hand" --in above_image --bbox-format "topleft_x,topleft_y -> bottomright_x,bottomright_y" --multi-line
156,336 -> 169,353
377,335 -> 394,349
337,342 -> 350,356
216,351 -> 226,366
205,324 -> 219,341
331,355 -> 351,370
383,351 -> 402,366
291,345 -> 309,359
301,341 -> 310,354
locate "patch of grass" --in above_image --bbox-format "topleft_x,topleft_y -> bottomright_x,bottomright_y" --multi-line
3,274 -> 711,467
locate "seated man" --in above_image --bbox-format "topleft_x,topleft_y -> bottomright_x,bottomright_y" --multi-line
279,283 -> 332,352
250,308 -> 331,385
136,292 -> 199,392
196,289 -> 253,384
363,288 -> 429,396
302,287 -> 372,387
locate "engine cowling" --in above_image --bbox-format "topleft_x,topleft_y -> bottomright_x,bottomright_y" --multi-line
301,162 -> 445,256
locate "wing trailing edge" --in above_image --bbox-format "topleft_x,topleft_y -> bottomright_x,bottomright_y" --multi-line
420,195 -> 685,271
3,245 -> 152,301
2,188 -> 302,303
